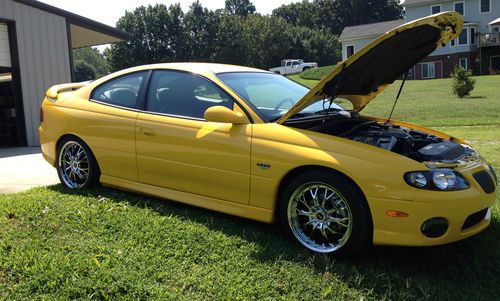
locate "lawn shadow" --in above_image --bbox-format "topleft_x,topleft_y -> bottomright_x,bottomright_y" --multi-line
465,96 -> 486,99
47,184 -> 500,299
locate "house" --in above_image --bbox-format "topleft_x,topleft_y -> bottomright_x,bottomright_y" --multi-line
0,0 -> 129,147
339,0 -> 500,80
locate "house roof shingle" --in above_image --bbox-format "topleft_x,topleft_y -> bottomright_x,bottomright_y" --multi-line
339,19 -> 405,41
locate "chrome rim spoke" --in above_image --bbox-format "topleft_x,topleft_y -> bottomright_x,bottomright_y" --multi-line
288,182 -> 353,253
58,141 -> 90,189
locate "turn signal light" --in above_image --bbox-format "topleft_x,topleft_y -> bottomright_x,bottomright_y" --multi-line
386,210 -> 409,218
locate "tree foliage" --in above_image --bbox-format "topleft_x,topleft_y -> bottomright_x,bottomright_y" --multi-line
224,0 -> 256,17
106,2 -> 341,71
74,60 -> 96,82
273,0 -> 404,35
73,47 -> 110,78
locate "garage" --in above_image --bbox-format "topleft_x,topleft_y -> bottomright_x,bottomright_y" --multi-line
0,0 -> 130,147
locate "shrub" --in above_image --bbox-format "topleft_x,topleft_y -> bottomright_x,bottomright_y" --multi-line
451,66 -> 476,98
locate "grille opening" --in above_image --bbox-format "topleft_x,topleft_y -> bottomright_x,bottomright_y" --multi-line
462,208 -> 488,230
473,171 -> 495,194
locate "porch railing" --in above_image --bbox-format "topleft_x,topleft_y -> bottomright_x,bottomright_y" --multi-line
479,32 -> 500,47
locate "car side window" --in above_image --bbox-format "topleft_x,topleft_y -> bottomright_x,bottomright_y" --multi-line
146,70 -> 233,119
91,71 -> 147,109
292,61 -> 299,66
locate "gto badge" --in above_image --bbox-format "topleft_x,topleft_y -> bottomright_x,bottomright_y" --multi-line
257,162 -> 271,170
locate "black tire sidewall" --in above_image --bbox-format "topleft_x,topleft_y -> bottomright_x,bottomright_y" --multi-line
279,170 -> 372,256
56,136 -> 100,189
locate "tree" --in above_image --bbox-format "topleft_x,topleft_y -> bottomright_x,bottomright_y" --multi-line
225,0 -> 255,17
274,0 -> 404,35
74,60 -> 96,82
184,1 -> 220,61
272,0 -> 319,28
451,66 -> 476,98
105,1 -> 343,71
105,4 -> 189,71
73,47 -> 110,78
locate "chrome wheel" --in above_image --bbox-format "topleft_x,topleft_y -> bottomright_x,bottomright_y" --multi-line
287,182 -> 353,253
58,141 -> 90,189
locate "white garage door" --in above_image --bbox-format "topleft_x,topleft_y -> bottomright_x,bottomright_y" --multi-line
0,23 -> 11,67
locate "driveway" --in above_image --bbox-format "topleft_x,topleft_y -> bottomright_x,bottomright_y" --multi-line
0,147 -> 59,194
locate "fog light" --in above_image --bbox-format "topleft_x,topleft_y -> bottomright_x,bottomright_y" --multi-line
421,217 -> 448,238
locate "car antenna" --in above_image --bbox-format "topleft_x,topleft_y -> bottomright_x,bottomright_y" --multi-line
387,70 -> 408,124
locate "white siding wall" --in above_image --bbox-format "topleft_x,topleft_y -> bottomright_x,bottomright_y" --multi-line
0,23 -> 11,67
0,0 -> 72,146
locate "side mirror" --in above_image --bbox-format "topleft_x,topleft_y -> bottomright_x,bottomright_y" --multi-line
204,106 -> 248,124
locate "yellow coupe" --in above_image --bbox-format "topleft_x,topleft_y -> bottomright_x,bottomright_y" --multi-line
40,12 -> 496,255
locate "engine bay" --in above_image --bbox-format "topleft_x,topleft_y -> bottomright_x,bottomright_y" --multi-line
284,112 -> 466,163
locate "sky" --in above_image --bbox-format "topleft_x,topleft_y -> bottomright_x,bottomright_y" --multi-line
38,0 -> 300,27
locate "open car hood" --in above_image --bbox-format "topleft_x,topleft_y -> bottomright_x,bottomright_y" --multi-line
277,12 -> 463,124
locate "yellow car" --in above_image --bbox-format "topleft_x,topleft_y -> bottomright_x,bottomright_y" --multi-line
40,12 -> 496,255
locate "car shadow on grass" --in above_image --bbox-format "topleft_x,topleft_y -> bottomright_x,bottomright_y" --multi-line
47,184 -> 500,299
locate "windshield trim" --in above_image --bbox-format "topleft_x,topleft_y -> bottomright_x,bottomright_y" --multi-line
216,71 -> 311,123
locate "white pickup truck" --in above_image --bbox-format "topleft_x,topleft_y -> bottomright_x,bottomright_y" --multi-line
269,59 -> 318,75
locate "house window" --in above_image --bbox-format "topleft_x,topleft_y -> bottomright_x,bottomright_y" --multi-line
454,2 -> 465,15
459,58 -> 468,70
451,39 -> 456,47
422,62 -> 435,79
480,0 -> 490,13
470,28 -> 476,44
431,5 -> 441,14
346,45 -> 354,58
458,29 -> 468,45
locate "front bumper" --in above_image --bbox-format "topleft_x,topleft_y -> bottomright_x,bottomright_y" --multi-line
370,166 -> 497,247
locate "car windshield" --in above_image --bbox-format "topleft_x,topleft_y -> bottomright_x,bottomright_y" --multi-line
217,72 -> 346,122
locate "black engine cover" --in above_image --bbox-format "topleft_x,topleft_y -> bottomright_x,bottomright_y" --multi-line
417,141 -> 464,161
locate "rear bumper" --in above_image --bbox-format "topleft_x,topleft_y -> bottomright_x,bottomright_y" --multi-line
39,125 -> 57,167
370,186 -> 496,246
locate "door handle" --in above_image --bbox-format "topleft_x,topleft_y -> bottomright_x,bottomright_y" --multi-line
140,128 -> 155,137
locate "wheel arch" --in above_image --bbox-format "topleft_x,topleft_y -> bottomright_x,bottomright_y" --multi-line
55,134 -> 100,172
275,165 -> 371,222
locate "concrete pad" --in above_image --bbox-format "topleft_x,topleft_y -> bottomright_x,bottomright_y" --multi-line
0,147 -> 59,194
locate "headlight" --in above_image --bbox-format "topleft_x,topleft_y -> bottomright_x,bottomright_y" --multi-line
404,169 -> 469,191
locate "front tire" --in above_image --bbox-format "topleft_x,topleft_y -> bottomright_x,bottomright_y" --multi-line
57,136 -> 100,189
279,170 -> 371,256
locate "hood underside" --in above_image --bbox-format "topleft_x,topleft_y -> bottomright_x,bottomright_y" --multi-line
277,12 -> 463,124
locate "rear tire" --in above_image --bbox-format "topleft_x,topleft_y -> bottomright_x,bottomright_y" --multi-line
279,170 -> 371,256
56,136 -> 100,189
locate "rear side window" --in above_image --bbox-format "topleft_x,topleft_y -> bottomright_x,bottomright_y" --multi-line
91,71 -> 147,109
146,70 -> 233,119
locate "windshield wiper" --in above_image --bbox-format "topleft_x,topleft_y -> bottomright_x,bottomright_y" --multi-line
269,112 -> 311,122
313,108 -> 343,115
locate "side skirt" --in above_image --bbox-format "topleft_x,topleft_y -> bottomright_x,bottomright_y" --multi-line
100,175 -> 276,223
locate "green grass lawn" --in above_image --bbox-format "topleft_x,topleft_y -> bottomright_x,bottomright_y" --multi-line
1,75 -> 499,300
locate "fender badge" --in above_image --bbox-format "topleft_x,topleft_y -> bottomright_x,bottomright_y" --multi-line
257,162 -> 271,170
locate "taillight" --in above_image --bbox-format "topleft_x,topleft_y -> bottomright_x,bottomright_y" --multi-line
40,107 -> 44,123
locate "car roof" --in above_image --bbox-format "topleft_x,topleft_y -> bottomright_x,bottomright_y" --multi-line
122,62 -> 269,76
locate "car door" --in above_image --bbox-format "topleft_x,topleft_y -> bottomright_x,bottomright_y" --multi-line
285,61 -> 292,74
82,71 -> 148,181
135,70 -> 252,204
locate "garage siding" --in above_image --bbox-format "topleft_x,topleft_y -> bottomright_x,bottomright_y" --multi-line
0,0 -> 71,146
